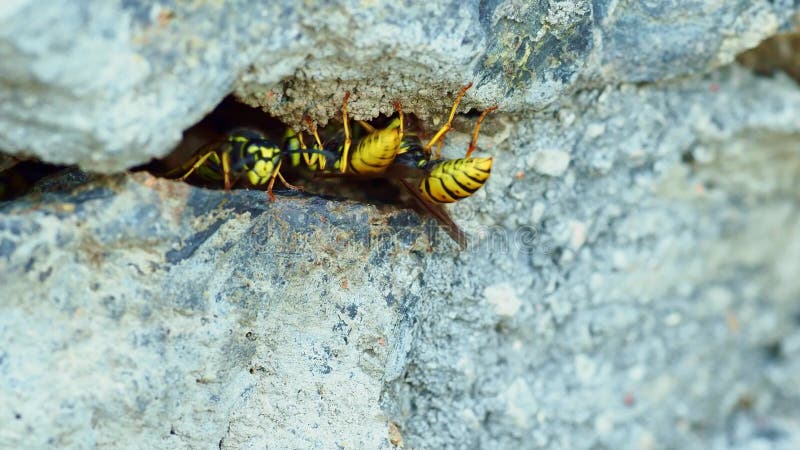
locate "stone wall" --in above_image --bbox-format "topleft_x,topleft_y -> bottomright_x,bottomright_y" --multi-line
1,1 -> 799,449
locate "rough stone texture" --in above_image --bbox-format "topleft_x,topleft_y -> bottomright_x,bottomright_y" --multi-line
2,66 -> 799,449
0,1 -> 797,171
1,1 -> 800,450
0,174 -> 445,448
382,67 -> 800,450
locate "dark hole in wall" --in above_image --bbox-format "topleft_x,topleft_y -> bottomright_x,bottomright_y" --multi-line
2,92 -> 497,251
737,31 -> 800,83
144,96 -> 289,177
0,158 -> 70,201
144,94 -> 496,206
142,95 -> 411,204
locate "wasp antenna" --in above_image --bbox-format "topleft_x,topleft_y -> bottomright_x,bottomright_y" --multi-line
177,150 -> 216,182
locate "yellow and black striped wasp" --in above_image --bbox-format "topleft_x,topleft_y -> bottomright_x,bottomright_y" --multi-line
308,83 -> 498,246
169,128 -> 335,200
168,84 -> 496,247
283,91 -> 404,177
389,83 -> 496,205
387,100 -> 497,247
297,82 -> 496,201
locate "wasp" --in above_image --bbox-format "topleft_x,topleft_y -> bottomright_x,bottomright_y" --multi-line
300,82 -> 496,201
310,83 -> 498,246
284,92 -> 404,176
336,83 -> 496,202
387,98 -> 497,247
390,83 -> 497,205
169,128 -> 333,200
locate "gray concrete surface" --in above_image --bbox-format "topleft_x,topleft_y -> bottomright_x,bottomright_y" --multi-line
1,1 -> 799,449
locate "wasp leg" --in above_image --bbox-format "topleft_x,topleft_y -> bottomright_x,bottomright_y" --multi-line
304,117 -> 326,170
177,151 -> 216,182
277,169 -> 303,192
355,99 -> 403,135
435,137 -> 445,160
265,160 -> 283,202
393,100 -> 405,139
308,119 -> 324,149
295,130 -> 319,169
465,105 -> 498,158
265,161 -> 302,201
221,150 -> 232,190
423,82 -> 473,159
340,91 -> 352,173
295,124 -> 313,167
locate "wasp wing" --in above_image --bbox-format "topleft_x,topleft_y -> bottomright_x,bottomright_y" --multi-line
308,162 -> 467,248
397,177 -> 467,249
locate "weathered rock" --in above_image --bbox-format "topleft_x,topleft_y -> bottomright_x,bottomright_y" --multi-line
382,67 -> 800,450
1,1 -> 800,449
2,65 -> 799,449
0,1 -> 797,171
0,172 -> 452,448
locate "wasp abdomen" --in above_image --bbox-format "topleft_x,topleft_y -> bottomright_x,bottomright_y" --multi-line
420,157 -> 493,204
348,126 -> 401,175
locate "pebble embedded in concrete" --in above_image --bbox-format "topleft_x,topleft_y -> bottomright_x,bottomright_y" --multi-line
530,149 -> 572,177
484,282 -> 523,318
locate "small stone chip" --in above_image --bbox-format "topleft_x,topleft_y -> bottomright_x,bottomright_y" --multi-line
569,220 -> 588,250
388,422 -> 404,448
531,150 -> 571,177
484,282 -> 522,318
